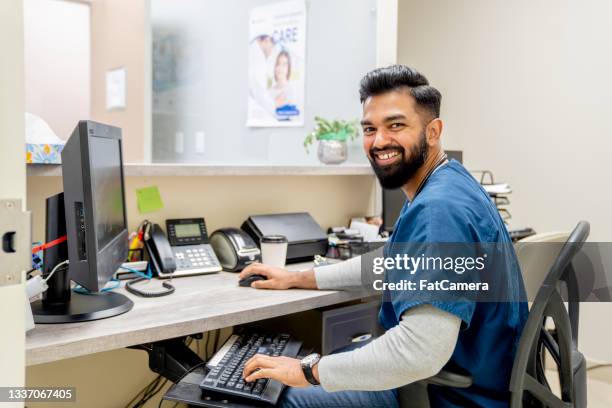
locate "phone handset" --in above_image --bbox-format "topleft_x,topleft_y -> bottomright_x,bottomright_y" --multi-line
145,223 -> 177,275
126,221 -> 176,298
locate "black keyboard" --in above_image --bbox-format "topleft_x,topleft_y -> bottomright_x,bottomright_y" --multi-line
200,332 -> 302,405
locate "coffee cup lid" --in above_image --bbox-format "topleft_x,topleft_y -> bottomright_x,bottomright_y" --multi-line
261,235 -> 288,243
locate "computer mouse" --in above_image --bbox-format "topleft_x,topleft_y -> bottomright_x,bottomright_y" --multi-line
238,274 -> 267,287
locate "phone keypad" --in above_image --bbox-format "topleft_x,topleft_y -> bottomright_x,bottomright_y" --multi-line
172,245 -> 221,272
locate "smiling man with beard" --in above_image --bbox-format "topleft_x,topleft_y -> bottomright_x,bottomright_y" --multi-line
239,65 -> 528,408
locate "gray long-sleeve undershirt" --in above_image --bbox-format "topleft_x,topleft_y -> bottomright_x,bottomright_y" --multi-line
313,256 -> 461,392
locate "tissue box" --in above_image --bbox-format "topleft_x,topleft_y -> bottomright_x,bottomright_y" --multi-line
26,143 -> 64,164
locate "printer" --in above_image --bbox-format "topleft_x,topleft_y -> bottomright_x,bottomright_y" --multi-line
241,212 -> 327,263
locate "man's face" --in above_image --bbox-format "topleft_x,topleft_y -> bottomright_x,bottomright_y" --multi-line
361,90 -> 430,189
258,37 -> 274,58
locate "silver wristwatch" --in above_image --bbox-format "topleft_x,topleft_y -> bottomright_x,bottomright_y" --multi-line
300,353 -> 321,386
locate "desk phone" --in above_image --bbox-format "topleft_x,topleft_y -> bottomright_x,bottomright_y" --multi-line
165,218 -> 222,277
145,218 -> 222,278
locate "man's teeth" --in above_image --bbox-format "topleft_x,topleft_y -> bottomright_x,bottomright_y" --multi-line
377,152 -> 400,160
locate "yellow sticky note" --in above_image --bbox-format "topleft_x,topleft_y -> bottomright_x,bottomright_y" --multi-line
136,186 -> 164,213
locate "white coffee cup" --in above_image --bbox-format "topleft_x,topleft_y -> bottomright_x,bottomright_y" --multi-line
260,235 -> 288,268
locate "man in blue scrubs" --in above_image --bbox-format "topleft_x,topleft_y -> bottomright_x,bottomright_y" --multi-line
240,65 -> 528,407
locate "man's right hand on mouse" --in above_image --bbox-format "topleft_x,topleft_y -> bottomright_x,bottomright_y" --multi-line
238,263 -> 317,290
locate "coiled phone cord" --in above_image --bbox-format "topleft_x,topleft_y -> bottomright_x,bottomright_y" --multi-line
125,277 -> 175,298
123,265 -> 175,298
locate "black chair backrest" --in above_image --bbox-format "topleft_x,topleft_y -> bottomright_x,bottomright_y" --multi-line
509,221 -> 589,408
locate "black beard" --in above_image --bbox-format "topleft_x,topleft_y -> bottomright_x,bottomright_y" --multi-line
368,132 -> 428,189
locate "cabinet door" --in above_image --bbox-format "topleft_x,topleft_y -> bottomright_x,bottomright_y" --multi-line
322,300 -> 384,355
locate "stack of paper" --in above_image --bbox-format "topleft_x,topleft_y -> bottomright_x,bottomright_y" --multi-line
483,183 -> 512,195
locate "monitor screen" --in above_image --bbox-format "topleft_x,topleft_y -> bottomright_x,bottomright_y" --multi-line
89,136 -> 126,250
382,189 -> 406,232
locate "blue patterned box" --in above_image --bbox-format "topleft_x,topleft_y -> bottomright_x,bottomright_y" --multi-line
26,143 -> 64,164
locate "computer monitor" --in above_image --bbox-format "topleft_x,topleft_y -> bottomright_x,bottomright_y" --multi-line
382,150 -> 463,232
31,121 -> 134,323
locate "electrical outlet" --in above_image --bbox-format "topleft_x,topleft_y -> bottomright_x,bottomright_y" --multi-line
175,132 -> 184,154
195,131 -> 205,154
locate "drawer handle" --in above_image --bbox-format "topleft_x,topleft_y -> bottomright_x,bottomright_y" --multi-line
350,333 -> 373,343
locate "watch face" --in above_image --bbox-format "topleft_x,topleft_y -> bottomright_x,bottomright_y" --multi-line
302,353 -> 320,366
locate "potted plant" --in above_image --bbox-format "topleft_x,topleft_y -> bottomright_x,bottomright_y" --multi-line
303,117 -> 359,164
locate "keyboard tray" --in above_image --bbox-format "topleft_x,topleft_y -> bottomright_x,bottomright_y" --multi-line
163,365 -> 272,408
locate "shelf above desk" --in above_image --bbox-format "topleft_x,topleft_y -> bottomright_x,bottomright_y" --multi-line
26,266 -> 373,366
27,163 -> 374,177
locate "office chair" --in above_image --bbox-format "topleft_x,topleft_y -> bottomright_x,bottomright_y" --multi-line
515,231 -> 570,300
399,221 -> 589,408
509,220 -> 589,407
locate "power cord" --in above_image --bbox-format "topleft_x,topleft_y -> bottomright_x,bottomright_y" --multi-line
43,260 -> 69,283
129,337 -> 194,408
140,377 -> 167,408
26,260 -> 69,302
73,279 -> 121,294
157,399 -> 180,408
125,374 -> 168,408
157,360 -> 207,408
125,376 -> 158,407
125,376 -> 158,408
121,265 -> 152,280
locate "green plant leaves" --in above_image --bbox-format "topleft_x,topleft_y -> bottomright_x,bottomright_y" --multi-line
304,117 -> 360,153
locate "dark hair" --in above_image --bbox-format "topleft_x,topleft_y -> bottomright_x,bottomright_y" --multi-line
359,65 -> 441,119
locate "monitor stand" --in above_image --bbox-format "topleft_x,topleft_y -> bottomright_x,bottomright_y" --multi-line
31,193 -> 133,324
31,291 -> 133,323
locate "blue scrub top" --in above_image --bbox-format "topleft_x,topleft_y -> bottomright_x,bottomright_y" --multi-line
379,159 -> 528,407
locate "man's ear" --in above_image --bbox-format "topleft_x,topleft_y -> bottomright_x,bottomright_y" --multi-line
426,118 -> 443,146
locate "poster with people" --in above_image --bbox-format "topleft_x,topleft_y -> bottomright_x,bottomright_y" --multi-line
247,1 -> 306,127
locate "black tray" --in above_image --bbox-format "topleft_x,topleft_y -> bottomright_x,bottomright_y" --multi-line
162,365 -> 272,408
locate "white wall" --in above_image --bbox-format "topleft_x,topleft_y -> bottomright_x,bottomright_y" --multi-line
24,0 -> 90,140
376,0 -> 398,67
90,0 -> 150,162
0,0 -> 26,404
398,0 -> 612,361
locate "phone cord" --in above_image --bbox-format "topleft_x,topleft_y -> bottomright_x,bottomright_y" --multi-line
125,277 -> 175,298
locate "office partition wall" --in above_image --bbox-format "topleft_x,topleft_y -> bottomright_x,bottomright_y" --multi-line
0,1 -> 27,404
151,0 -> 377,165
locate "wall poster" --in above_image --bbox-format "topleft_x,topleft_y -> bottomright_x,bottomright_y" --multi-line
247,1 -> 306,127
